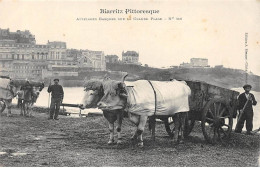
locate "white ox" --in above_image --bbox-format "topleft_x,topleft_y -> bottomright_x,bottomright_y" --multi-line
0,76 -> 22,116
97,76 -> 191,147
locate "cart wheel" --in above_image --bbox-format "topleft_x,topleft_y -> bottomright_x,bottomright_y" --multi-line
201,98 -> 233,144
164,117 -> 175,138
184,112 -> 195,138
0,101 -> 6,114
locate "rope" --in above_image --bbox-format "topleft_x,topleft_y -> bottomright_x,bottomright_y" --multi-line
147,80 -> 157,116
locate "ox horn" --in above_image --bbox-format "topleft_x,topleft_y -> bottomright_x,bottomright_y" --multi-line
121,73 -> 128,82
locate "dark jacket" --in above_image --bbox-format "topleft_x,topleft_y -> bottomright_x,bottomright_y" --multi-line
47,84 -> 64,100
237,92 -> 257,112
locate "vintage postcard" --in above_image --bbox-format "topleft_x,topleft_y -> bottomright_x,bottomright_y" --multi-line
0,0 -> 259,167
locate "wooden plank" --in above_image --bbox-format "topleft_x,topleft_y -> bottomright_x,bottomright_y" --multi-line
61,103 -> 80,108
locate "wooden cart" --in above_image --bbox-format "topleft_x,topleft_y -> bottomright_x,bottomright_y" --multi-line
155,80 -> 240,144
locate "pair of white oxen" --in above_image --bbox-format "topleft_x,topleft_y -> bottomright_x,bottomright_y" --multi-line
0,76 -> 44,117
80,75 -> 191,147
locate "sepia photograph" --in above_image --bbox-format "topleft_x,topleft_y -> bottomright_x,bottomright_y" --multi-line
0,0 -> 260,167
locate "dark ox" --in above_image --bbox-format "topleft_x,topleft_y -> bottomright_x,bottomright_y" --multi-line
97,74 -> 191,147
80,79 -> 125,145
17,81 -> 44,117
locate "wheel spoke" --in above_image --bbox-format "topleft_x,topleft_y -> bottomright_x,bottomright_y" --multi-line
219,107 -> 226,117
208,108 -> 214,118
213,103 -> 217,116
206,117 -> 214,121
217,103 -> 222,116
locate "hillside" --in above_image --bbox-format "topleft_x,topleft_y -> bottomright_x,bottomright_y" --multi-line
106,63 -> 260,91
51,63 -> 260,92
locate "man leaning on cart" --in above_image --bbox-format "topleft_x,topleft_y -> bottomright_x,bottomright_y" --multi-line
235,84 -> 257,135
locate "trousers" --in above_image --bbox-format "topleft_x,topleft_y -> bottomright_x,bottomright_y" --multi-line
50,98 -> 61,119
235,110 -> 253,132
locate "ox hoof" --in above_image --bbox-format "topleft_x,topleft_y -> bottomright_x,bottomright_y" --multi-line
117,140 -> 123,145
107,140 -> 115,145
137,142 -> 144,148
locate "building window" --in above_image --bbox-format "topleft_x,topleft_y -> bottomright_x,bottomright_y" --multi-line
12,54 -> 14,59
17,54 -> 19,60
22,54 -> 24,60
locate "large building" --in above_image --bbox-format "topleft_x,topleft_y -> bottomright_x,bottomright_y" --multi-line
0,28 -> 36,44
0,28 -> 107,79
105,55 -> 119,63
66,49 -> 82,65
0,39 -> 51,79
80,50 -> 106,71
190,58 -> 209,67
0,39 -> 68,79
11,60 -> 51,80
180,58 -> 209,68
47,41 -> 72,65
122,51 -> 140,65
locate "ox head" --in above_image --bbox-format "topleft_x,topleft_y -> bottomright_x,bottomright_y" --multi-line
31,82 -> 44,103
97,74 -> 128,110
79,79 -> 104,109
18,81 -> 45,103
9,79 -> 24,97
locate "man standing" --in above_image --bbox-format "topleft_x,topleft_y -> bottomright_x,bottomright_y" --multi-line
235,84 -> 257,135
47,78 -> 64,120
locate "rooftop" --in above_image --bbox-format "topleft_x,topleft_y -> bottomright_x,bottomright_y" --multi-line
122,51 -> 139,56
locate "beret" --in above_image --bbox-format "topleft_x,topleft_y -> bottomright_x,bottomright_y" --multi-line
243,84 -> 252,89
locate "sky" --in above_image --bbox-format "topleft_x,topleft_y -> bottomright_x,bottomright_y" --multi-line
0,0 -> 260,75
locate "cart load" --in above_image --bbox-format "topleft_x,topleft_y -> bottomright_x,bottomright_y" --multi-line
156,80 -> 239,144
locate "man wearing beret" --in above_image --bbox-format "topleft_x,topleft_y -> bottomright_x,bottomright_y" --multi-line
235,84 -> 257,135
47,78 -> 64,120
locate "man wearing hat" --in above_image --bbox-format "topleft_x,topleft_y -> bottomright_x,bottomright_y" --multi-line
47,78 -> 64,120
235,84 -> 257,135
